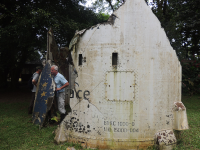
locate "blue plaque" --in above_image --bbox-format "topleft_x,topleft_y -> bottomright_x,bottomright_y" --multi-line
32,62 -> 55,127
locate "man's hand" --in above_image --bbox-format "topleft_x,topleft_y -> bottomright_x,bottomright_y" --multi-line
56,82 -> 69,91
56,87 -> 62,91
32,79 -> 37,86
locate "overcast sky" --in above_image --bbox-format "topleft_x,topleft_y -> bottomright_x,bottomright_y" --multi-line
83,0 -> 154,6
80,0 -> 111,14
84,0 -> 96,7
80,0 -> 153,13
79,0 -> 96,7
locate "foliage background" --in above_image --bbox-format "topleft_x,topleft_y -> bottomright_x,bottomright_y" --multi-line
0,0 -> 108,89
1,0 -> 200,94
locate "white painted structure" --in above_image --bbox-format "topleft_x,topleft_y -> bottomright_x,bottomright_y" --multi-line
54,0 -> 188,149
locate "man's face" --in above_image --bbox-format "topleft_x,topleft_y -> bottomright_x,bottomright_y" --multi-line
51,67 -> 57,76
38,69 -> 42,73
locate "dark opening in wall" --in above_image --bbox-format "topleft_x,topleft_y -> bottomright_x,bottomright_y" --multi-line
79,54 -> 82,66
112,53 -> 118,66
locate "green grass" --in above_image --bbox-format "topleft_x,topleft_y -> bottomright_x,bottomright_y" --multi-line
0,102 -> 93,150
0,95 -> 200,149
148,95 -> 200,150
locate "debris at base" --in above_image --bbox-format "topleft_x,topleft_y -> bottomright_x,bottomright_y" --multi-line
173,102 -> 189,130
155,130 -> 176,150
51,116 -> 60,122
66,147 -> 76,150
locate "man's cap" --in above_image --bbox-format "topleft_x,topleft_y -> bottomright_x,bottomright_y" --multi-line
36,66 -> 42,70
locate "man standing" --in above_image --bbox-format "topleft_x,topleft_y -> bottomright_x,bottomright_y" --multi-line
51,65 -> 69,122
28,66 -> 42,114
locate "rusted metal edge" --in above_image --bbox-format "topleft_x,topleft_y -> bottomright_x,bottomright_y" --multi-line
173,102 -> 186,111
173,128 -> 189,131
63,136 -> 154,149
66,135 -> 154,142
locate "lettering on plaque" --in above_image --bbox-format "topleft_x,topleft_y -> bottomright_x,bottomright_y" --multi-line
103,120 -> 139,133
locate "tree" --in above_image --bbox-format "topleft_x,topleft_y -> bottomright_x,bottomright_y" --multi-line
148,0 -> 200,94
91,0 -> 125,14
149,0 -> 200,60
0,0 -> 101,88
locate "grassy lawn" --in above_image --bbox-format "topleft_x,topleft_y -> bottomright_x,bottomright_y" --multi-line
0,88 -> 200,149
0,101 -> 85,150
0,85 -> 89,150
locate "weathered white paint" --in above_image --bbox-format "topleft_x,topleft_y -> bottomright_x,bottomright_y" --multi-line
54,0 -> 188,149
105,71 -> 135,101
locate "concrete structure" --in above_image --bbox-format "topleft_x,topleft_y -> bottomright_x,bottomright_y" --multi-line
54,0 -> 188,149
